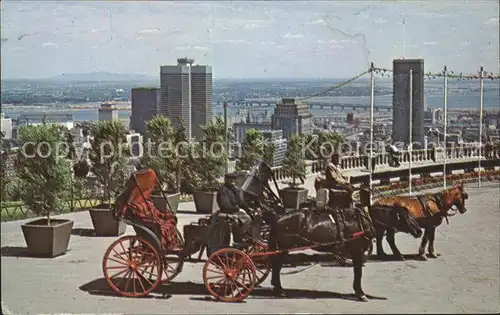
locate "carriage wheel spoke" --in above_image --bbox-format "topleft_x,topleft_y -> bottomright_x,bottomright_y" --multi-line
107,256 -> 128,266
115,270 -> 131,288
111,248 -> 128,264
110,268 -> 129,279
134,270 -> 149,292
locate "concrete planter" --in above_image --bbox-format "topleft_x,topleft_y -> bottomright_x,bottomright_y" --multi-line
89,204 -> 126,236
193,191 -> 219,214
21,218 -> 74,258
279,187 -> 309,210
152,192 -> 181,213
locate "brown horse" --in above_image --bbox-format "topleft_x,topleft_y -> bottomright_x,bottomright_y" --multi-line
373,183 -> 468,260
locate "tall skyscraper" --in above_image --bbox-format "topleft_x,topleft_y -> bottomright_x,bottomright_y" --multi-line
272,98 -> 312,139
160,58 -> 212,139
392,59 -> 425,147
131,87 -> 160,137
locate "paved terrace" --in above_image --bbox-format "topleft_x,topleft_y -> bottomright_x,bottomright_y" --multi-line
2,179 -> 499,314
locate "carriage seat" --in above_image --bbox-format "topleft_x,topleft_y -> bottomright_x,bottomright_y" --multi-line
328,189 -> 352,209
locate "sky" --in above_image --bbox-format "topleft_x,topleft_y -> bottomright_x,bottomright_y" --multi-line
1,1 -> 499,79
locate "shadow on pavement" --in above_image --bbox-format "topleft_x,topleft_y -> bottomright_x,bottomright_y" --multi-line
71,228 -> 98,237
0,246 -> 70,259
79,278 -> 387,302
367,253 -> 429,263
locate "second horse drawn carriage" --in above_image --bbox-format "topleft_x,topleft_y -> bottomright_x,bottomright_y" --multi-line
101,160 -> 458,302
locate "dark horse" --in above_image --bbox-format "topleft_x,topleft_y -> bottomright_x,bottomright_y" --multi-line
264,206 -> 376,302
373,183 -> 468,260
368,204 -> 423,260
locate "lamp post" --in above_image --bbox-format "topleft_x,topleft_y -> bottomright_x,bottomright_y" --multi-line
443,66 -> 448,189
369,62 -> 375,205
223,101 -> 229,174
478,66 -> 484,187
408,69 -> 413,196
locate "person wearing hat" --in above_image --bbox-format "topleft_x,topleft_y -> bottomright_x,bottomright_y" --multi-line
324,152 -> 354,195
216,173 -> 255,246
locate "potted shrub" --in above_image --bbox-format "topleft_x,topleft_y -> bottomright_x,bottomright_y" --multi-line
17,124 -> 73,257
192,118 -> 226,214
279,134 -> 308,210
140,116 -> 184,212
88,120 -> 129,236
235,129 -> 274,187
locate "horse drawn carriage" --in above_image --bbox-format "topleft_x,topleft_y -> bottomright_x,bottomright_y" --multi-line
101,161 -> 430,302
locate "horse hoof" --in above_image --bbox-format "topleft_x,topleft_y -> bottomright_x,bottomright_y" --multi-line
397,255 -> 406,261
419,254 -> 428,261
273,288 -> 287,298
427,253 -> 438,259
357,294 -> 369,302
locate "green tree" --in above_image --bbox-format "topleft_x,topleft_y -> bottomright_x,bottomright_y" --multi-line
140,115 -> 175,189
17,124 -> 72,224
236,129 -> 272,171
282,134 -> 307,187
89,120 -> 129,204
191,117 -> 227,191
302,131 -> 345,161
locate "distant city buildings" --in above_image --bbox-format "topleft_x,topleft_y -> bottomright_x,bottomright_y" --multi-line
160,57 -> 212,139
233,122 -> 272,143
392,59 -> 425,147
272,98 -> 312,139
98,102 -> 119,121
131,87 -> 160,137
16,112 -> 74,130
1,112 -> 12,139
261,129 -> 287,166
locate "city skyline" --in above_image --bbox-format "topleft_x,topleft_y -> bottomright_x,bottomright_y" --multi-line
1,1 -> 499,80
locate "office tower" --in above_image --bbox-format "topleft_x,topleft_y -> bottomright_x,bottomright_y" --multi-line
131,87 -> 160,137
271,98 -> 313,139
98,102 -> 119,121
160,58 -> 212,139
392,59 -> 425,147
191,65 -> 213,139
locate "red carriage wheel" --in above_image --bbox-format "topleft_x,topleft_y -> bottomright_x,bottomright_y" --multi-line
102,235 -> 162,297
161,228 -> 185,283
245,242 -> 271,286
203,248 -> 257,302
161,255 -> 184,283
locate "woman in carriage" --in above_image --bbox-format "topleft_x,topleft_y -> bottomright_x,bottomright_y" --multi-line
114,168 -> 183,252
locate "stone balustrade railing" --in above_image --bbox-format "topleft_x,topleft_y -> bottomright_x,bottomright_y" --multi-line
271,147 -> 492,182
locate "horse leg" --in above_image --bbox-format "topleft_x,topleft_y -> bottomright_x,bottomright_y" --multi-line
418,228 -> 429,261
270,252 -> 287,297
375,227 -> 388,259
386,229 -> 405,260
351,247 -> 369,302
427,227 -> 438,258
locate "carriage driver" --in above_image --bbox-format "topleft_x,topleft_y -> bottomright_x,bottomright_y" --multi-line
216,173 -> 256,246
325,152 -> 354,196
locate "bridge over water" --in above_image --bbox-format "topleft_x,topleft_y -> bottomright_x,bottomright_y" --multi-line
215,101 -> 392,112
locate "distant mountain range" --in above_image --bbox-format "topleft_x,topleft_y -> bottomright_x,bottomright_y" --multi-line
45,72 -> 158,82
5,72 -> 159,83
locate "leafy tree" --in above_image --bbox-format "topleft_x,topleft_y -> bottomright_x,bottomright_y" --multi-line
140,115 -> 175,189
302,131 -> 345,161
89,120 -> 129,204
17,124 -> 72,223
191,117 -> 227,191
282,134 -> 307,187
236,129 -> 275,171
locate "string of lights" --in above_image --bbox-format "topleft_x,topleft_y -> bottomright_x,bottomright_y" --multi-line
371,66 -> 500,80
299,70 -> 370,101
